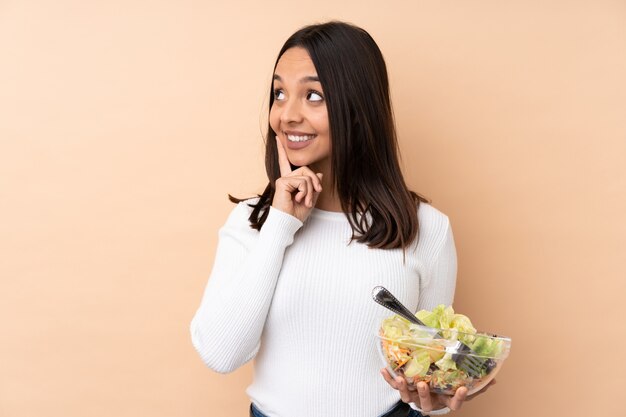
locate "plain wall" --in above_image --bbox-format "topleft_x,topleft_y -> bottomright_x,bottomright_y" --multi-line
1,1 -> 625,416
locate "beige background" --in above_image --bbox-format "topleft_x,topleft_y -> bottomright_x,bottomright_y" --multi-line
1,1 -> 625,416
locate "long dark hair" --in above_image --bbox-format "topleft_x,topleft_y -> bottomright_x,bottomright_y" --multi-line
230,21 -> 428,250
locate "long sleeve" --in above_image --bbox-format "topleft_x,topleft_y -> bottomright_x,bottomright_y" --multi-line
191,203 -> 459,416
416,218 -> 457,311
189,202 -> 302,373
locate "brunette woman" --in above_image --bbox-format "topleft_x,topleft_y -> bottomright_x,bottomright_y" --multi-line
191,21 -> 490,417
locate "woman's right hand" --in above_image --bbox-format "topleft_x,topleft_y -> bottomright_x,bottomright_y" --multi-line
380,368 -> 497,413
272,137 -> 323,223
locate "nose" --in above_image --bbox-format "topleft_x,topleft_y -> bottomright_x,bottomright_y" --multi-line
280,98 -> 303,124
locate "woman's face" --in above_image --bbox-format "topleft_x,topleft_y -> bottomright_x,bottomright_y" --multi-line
270,47 -> 331,174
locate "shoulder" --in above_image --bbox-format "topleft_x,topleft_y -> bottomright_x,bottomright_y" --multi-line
415,202 -> 452,248
221,197 -> 260,231
418,203 -> 450,230
234,196 -> 261,216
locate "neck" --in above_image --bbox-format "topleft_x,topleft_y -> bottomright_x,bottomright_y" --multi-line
308,159 -> 342,212
315,193 -> 342,212
314,176 -> 342,212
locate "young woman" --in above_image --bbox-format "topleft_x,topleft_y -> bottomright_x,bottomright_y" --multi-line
191,21 -> 487,416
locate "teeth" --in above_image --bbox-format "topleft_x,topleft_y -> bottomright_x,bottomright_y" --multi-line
287,134 -> 316,142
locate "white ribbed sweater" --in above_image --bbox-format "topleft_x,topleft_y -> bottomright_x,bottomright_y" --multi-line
190,199 -> 457,417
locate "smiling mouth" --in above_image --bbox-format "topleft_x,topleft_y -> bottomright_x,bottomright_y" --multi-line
286,133 -> 317,142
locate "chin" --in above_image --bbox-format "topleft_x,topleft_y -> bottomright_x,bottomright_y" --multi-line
288,158 -> 314,168
283,151 -> 309,165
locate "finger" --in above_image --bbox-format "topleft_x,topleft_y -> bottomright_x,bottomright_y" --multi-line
395,376 -> 412,403
417,381 -> 432,411
292,166 -> 323,192
294,178 -> 308,203
287,175 -> 315,207
311,172 -> 322,193
380,368 -> 400,390
275,136 -> 292,177
312,185 -> 322,207
316,173 -> 323,192
279,176 -> 308,203
303,175 -> 315,207
448,386 -> 468,411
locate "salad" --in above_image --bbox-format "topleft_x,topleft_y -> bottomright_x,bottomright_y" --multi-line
379,304 -> 505,394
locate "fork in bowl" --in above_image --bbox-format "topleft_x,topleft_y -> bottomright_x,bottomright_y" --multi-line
371,286 -> 490,378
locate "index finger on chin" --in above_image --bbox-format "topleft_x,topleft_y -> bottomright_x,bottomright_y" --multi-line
275,136 -> 292,177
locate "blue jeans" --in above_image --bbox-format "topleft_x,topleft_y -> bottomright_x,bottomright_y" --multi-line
249,401 -> 425,417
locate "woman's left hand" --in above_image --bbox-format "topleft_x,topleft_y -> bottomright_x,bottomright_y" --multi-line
380,368 -> 496,413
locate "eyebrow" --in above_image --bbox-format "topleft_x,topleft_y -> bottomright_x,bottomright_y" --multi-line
273,74 -> 320,83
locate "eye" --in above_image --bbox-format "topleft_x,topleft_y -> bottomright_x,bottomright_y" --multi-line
273,89 -> 285,100
307,90 -> 324,102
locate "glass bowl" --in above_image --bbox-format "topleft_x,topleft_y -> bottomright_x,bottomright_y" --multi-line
377,316 -> 511,396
